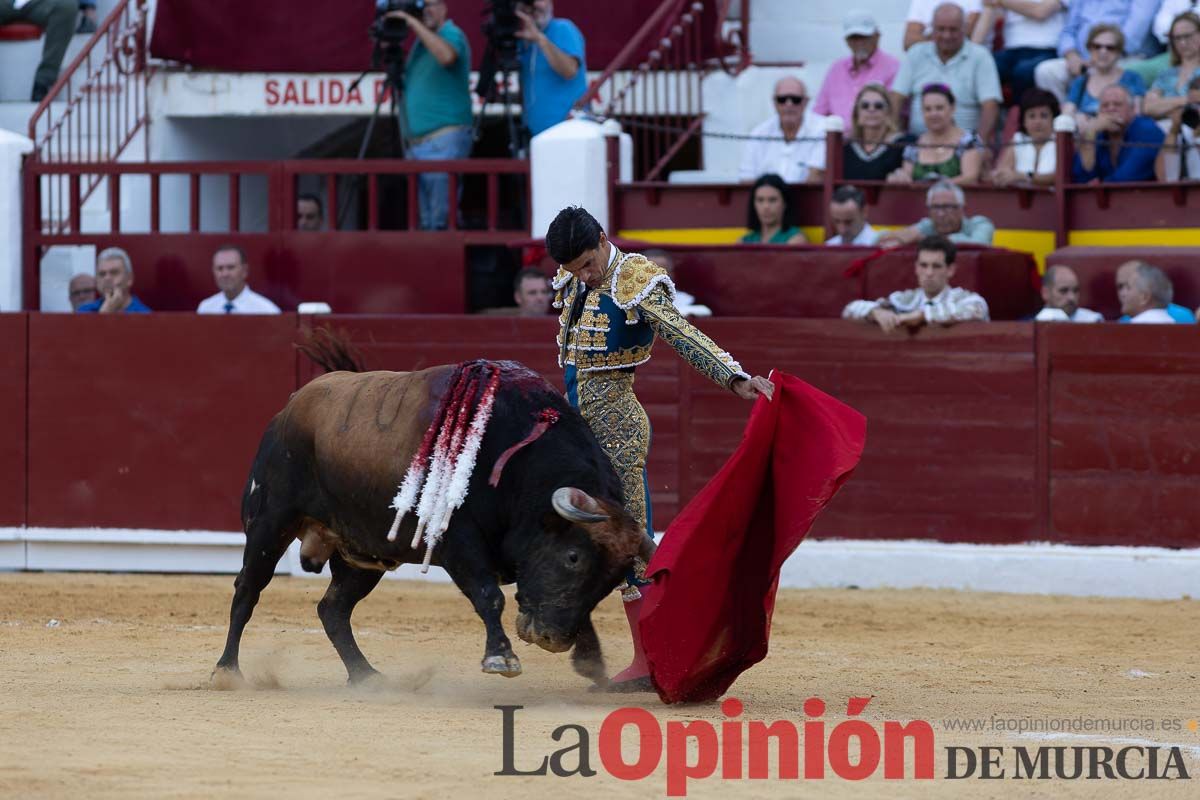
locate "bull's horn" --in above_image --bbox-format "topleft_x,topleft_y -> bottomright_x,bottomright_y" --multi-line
552,487 -> 609,524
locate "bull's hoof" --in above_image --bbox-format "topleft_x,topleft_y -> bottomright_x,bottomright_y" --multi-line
347,667 -> 383,686
482,654 -> 522,677
210,665 -> 246,691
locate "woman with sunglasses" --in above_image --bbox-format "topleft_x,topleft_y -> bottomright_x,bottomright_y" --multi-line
887,84 -> 983,184
990,88 -> 1060,186
1144,13 -> 1200,120
740,173 -> 808,244
843,84 -> 905,181
1063,24 -> 1146,127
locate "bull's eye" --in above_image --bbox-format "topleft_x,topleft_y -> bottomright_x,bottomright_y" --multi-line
566,549 -> 580,567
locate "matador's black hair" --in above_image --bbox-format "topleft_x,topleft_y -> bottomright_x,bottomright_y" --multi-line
545,206 -> 604,265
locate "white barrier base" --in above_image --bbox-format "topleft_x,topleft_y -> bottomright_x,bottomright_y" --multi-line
0,529 -> 1196,599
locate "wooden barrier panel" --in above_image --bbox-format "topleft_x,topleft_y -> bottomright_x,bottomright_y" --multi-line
639,244 -> 1040,319
674,321 -> 1042,543
1045,247 -> 1200,320
12,314 -> 1198,547
27,313 -> 298,530
1041,324 -> 1200,548
0,314 -> 27,526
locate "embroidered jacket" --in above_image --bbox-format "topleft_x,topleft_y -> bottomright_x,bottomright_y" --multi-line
554,248 -> 749,388
842,286 -> 990,325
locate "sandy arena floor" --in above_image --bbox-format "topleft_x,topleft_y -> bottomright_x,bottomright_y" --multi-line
0,572 -> 1197,799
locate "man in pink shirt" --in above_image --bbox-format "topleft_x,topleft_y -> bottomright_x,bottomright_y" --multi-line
813,11 -> 902,127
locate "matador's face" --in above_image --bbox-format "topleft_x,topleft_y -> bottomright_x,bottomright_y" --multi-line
561,231 -> 611,289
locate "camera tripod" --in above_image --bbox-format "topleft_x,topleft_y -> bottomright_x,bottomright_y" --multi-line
474,39 -> 527,158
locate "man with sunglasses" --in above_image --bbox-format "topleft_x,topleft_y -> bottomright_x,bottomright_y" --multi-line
737,77 -> 826,183
813,11 -> 900,127
1034,0 -> 1161,101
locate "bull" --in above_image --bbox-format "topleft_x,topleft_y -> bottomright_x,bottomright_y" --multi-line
214,342 -> 653,686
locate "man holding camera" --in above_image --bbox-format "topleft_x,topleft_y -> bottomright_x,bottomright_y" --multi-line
516,0 -> 588,136
388,0 -> 473,229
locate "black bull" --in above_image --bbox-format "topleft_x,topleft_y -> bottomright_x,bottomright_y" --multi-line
214,359 -> 654,685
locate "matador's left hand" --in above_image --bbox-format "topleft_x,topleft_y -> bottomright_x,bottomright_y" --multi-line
732,375 -> 774,401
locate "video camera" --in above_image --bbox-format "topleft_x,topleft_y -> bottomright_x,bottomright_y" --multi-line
372,0 -> 425,45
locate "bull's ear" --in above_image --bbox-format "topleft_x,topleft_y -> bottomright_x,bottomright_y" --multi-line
552,487 -> 609,524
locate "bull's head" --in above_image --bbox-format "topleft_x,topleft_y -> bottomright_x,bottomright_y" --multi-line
513,487 -> 654,660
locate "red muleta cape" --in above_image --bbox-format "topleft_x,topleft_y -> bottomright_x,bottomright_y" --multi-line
639,371 -> 867,704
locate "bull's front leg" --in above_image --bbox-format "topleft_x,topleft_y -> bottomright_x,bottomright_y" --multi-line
441,544 -> 521,677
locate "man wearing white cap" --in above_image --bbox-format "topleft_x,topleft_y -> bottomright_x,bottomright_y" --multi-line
813,11 -> 902,127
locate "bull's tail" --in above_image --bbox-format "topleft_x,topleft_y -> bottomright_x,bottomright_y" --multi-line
296,326 -> 366,373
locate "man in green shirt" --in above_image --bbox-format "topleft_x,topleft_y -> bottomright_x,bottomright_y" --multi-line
877,180 -> 996,248
390,0 -> 474,229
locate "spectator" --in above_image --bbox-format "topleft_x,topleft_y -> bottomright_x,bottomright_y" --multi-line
1072,84 -> 1165,182
1152,2 -> 1200,81
76,247 -> 150,313
990,87 -> 1060,185
1034,265 -> 1104,320
1144,12 -> 1200,120
390,0 -> 473,230
67,273 -> 97,310
1155,75 -> 1200,179
0,0 -> 76,101
813,11 -> 901,127
972,0 -> 1069,101
1116,260 -> 1187,323
826,185 -> 880,246
878,179 -> 996,247
843,234 -> 990,330
511,268 -> 552,316
296,194 -> 323,231
740,174 -> 808,244
643,248 -> 710,316
905,0 -> 983,50
737,77 -> 826,184
891,3 -> 1002,137
843,83 -> 907,180
1115,260 -> 1198,321
77,1 -> 95,33
1061,24 -> 1148,124
1035,1 -> 1161,102
887,84 -> 985,183
516,0 -> 587,137
197,246 -> 281,314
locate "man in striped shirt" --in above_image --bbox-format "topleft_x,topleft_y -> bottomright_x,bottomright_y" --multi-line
843,235 -> 990,332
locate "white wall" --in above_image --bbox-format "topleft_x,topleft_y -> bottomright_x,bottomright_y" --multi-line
0,129 -> 33,311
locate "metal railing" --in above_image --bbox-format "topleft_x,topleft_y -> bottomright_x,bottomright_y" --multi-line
27,0 -> 150,164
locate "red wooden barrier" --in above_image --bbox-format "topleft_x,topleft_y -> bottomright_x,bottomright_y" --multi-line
629,244 -> 1040,319
26,313 -> 297,530
1045,247 -> 1200,320
1041,324 -> 1200,548
8,314 -> 1198,548
0,315 -> 27,526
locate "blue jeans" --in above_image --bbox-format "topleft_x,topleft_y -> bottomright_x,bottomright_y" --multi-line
993,47 -> 1057,103
406,126 -> 473,230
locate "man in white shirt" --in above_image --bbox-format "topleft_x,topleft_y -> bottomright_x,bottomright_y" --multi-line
843,235 -> 990,331
906,0 -> 983,50
1034,264 -> 1104,321
1116,259 -> 1179,324
737,76 -> 826,184
197,246 -> 282,314
825,185 -> 880,246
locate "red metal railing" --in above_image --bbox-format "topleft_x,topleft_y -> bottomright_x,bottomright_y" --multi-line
714,0 -> 752,74
27,0 -> 150,164
575,0 -> 713,181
